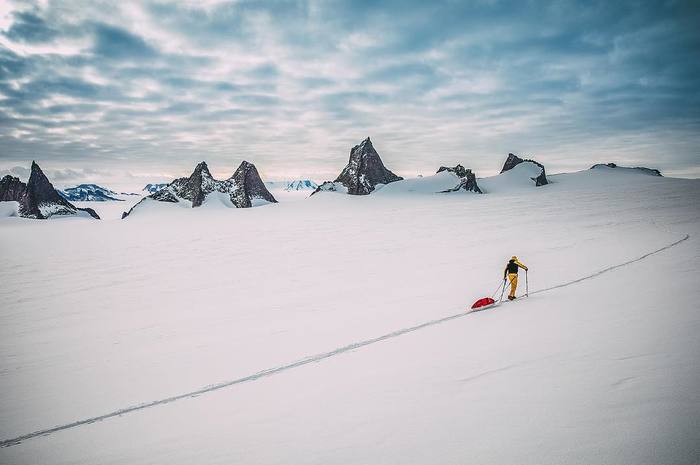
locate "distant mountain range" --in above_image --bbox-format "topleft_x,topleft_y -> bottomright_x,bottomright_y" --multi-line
266,180 -> 318,191
286,180 -> 318,190
59,184 -> 123,201
0,138 -> 666,222
143,183 -> 168,194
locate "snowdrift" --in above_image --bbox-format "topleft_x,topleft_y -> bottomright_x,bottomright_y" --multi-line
479,161 -> 549,193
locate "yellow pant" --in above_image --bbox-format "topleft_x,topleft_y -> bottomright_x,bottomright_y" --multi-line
508,273 -> 518,298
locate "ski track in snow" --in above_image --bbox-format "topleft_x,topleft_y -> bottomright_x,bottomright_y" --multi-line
0,233 -> 690,449
531,234 -> 689,295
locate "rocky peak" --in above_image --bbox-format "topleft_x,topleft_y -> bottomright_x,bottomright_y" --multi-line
193,161 -> 213,179
500,153 -> 524,173
20,161 -> 71,218
169,161 -> 218,207
334,137 -> 403,195
27,161 -> 52,192
227,160 -> 277,208
11,161 -> 99,219
500,153 -> 548,186
0,175 -> 27,201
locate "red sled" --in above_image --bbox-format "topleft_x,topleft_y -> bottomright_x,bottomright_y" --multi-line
470,297 -> 496,311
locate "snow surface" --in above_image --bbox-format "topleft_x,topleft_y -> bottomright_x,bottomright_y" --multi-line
375,171 -> 461,195
0,201 -> 19,218
1,168 -> 699,464
265,181 -> 317,202
73,194 -> 146,221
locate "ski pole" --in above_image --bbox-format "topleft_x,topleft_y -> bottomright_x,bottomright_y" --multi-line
525,269 -> 529,297
491,279 -> 504,299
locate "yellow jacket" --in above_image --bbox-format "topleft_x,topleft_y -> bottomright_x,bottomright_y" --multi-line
504,258 -> 528,278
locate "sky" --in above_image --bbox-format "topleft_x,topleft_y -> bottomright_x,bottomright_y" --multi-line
0,0 -> 699,189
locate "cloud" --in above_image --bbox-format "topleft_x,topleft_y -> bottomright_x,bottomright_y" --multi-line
0,0 -> 698,184
0,47 -> 32,79
91,22 -> 157,59
0,165 -> 30,179
4,11 -> 57,43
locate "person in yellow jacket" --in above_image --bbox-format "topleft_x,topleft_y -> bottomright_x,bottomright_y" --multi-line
504,256 -> 528,300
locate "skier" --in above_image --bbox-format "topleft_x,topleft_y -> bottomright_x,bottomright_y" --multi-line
503,256 -> 528,301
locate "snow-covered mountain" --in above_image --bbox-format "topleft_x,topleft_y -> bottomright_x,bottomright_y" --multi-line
590,163 -> 663,176
124,161 -> 277,218
500,153 -> 548,186
59,184 -> 122,202
266,180 -> 318,191
143,183 -> 168,194
285,180 -> 318,191
360,154 -> 547,196
0,162 -> 100,219
314,137 -> 402,195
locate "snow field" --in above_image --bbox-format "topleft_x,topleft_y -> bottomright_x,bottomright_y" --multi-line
0,168 -> 699,464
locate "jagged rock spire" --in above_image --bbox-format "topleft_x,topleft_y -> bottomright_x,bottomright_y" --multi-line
162,161 -> 217,207
334,137 -> 403,195
227,160 -> 277,208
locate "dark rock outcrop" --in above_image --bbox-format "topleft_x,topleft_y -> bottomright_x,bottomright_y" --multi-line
500,153 -> 548,186
123,160 -> 277,218
0,175 -> 26,201
150,189 -> 180,203
79,207 -> 100,219
227,161 -> 277,208
437,166 -> 482,193
437,164 -> 469,178
500,153 -> 523,173
312,181 -> 344,194
590,163 -> 662,177
321,137 -> 403,195
9,162 -> 100,219
168,161 -> 218,207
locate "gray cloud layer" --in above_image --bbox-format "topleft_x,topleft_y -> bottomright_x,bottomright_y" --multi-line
1,0 -> 699,186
